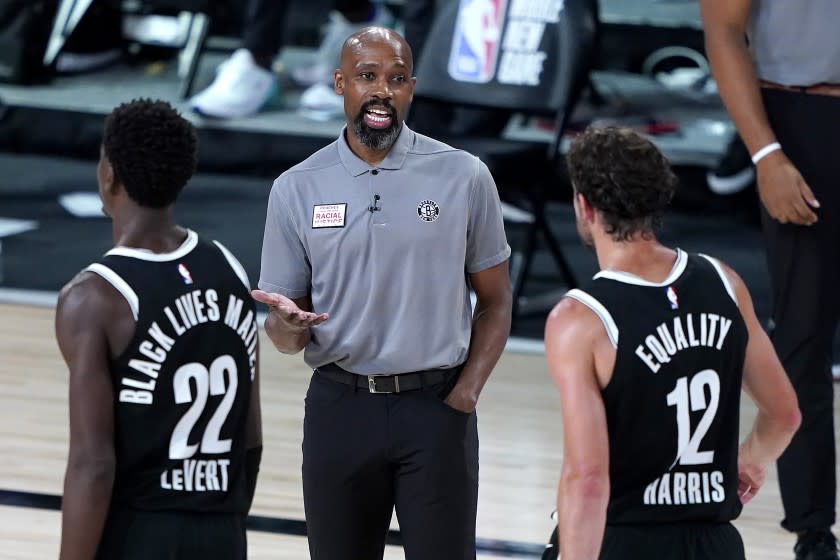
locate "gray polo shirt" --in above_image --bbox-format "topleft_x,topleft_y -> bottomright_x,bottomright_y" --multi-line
259,125 -> 511,375
748,0 -> 840,85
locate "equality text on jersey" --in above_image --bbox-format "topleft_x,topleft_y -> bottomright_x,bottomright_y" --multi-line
635,312 -> 734,373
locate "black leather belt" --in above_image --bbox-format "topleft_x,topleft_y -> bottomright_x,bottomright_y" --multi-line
315,363 -> 458,394
760,79 -> 840,98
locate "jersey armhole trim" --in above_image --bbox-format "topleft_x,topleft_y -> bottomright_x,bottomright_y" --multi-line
565,289 -> 619,348
213,241 -> 251,290
698,254 -> 738,306
85,263 -> 140,320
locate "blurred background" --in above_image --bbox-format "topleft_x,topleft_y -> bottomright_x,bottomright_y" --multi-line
0,0 -> 768,343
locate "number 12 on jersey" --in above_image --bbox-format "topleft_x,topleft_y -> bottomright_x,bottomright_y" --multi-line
666,369 -> 720,468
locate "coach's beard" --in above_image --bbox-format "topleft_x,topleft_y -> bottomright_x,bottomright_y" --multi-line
352,101 -> 402,150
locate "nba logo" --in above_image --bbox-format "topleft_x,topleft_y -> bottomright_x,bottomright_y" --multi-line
178,263 -> 193,285
448,0 -> 508,83
666,286 -> 679,310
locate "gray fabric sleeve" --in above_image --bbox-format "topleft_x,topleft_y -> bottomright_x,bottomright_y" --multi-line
257,179 -> 311,298
465,158 -> 511,274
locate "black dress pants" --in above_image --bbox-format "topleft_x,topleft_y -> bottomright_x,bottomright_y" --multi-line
762,88 -> 840,532
242,0 -> 372,59
302,369 -> 479,560
242,0 -> 288,58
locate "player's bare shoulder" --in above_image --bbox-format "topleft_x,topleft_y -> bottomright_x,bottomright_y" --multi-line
545,293 -> 617,384
58,270 -> 125,318
58,270 -> 109,317
56,269 -> 135,355
717,259 -> 747,294
545,295 -> 607,346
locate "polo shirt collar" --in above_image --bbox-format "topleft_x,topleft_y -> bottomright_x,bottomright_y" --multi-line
337,123 -> 414,176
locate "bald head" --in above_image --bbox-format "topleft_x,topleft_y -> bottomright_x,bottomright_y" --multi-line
340,26 -> 413,75
333,26 -> 416,154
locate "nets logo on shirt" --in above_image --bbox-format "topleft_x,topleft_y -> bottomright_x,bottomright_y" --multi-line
417,200 -> 440,222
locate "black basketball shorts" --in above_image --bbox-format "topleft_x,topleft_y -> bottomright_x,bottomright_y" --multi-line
96,508 -> 247,559
600,522 -> 745,560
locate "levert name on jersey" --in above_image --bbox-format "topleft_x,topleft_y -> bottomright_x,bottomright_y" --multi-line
635,312 -> 735,374
161,458 -> 232,493
119,289 -> 258,405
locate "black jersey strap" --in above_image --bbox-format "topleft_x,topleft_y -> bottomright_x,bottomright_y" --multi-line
698,254 -> 738,306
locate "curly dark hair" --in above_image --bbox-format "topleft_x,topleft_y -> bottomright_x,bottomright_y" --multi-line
566,126 -> 676,241
102,99 -> 197,208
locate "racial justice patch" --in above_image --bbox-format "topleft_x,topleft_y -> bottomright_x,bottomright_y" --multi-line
312,203 -> 347,228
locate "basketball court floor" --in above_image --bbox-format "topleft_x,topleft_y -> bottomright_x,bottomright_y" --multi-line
0,301 -> 834,559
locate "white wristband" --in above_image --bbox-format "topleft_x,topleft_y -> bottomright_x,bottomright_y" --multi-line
751,142 -> 781,165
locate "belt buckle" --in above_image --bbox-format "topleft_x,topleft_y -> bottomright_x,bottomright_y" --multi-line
367,374 -> 399,394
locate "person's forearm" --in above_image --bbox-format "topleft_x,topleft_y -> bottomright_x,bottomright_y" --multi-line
263,313 -> 310,354
244,445 -> 263,512
558,472 -> 610,560
59,464 -> 114,560
741,409 -> 801,467
705,27 -> 777,154
455,298 -> 512,400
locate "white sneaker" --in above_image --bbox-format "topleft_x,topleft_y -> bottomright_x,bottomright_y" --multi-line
298,83 -> 345,121
291,5 -> 394,87
190,49 -> 278,119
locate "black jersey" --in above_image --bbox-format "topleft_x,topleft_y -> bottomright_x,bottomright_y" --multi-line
86,230 -> 258,513
565,250 -> 748,525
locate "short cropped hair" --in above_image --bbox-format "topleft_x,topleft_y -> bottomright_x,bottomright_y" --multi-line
566,126 -> 676,240
102,99 -> 197,208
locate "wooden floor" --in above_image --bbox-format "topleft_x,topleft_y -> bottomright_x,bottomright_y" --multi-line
0,302 -> 832,559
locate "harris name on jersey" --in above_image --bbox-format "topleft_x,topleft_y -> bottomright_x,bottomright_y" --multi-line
119,289 -> 258,405
643,470 -> 726,506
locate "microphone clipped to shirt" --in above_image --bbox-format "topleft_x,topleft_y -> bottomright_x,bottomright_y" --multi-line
369,194 -> 381,213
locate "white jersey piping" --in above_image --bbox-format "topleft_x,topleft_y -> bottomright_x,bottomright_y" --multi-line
213,240 -> 251,290
699,254 -> 738,306
105,229 -> 198,262
565,288 -> 619,348
85,263 -> 139,320
593,248 -> 688,287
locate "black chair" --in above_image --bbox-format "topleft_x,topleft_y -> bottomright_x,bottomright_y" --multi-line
542,523 -> 559,560
44,0 -> 211,98
412,0 -> 600,319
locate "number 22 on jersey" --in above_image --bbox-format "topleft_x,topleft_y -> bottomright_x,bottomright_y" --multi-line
169,355 -> 238,459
